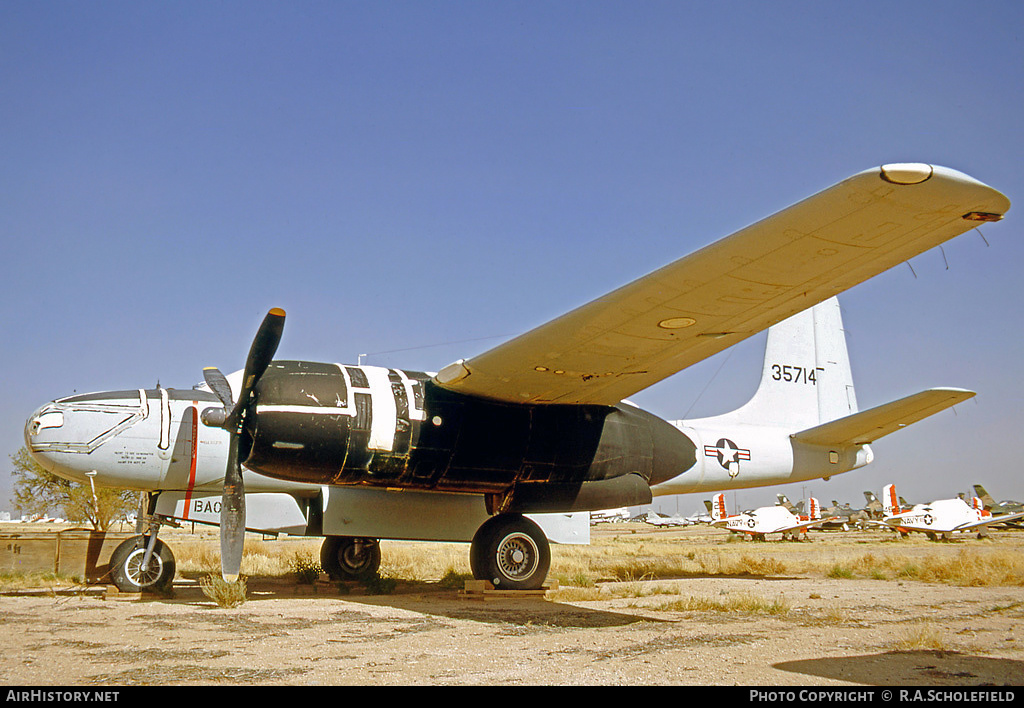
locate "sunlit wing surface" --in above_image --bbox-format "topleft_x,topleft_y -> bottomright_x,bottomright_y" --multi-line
952,511 -> 1024,531
435,164 -> 1010,406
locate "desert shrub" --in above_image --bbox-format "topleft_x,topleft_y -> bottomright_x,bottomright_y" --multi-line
200,574 -> 247,608
292,553 -> 322,584
438,568 -> 472,589
361,573 -> 397,595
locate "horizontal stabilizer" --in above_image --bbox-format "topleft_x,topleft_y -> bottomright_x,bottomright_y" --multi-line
791,388 -> 975,447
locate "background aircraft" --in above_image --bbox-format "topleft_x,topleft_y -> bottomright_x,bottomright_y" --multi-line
973,484 -> 1024,516
863,491 -> 886,519
590,508 -> 631,524
708,493 -> 833,541
638,511 -> 688,527
818,500 -> 872,530
24,164 -> 1008,591
877,484 -> 1024,540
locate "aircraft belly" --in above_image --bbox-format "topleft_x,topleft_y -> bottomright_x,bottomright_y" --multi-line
320,486 -> 590,544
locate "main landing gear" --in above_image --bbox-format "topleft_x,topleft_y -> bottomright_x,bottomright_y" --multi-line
469,514 -> 551,590
318,513 -> 553,591
320,536 -> 382,581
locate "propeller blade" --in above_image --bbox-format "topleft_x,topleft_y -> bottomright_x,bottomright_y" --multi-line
215,308 -> 285,584
220,434 -> 246,582
226,308 -> 286,429
203,366 -> 234,409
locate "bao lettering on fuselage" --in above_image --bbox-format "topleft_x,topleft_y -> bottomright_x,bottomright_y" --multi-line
193,499 -> 222,515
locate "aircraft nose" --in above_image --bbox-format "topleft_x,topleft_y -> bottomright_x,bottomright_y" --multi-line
24,401 -> 73,477
25,404 -> 65,443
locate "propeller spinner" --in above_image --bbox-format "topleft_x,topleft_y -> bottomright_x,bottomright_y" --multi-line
200,308 -> 286,582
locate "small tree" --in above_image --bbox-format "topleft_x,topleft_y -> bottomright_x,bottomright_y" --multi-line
10,447 -> 136,531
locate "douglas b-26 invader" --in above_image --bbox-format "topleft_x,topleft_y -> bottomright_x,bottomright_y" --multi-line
25,164 -> 1009,591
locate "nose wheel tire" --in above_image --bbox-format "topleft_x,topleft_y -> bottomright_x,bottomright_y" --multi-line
109,536 -> 176,593
320,536 -> 381,581
470,514 -> 550,591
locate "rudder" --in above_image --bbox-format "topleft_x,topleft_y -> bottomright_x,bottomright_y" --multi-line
698,297 -> 857,430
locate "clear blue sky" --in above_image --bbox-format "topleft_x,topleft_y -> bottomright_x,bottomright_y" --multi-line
2,1 -> 1021,515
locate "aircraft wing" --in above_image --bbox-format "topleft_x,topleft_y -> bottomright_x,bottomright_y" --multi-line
779,517 -> 836,534
434,164 -> 1009,406
953,511 -> 1024,532
791,388 -> 976,447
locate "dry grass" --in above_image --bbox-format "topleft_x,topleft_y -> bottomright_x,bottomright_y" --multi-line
4,524 -> 1022,593
810,549 -> 1024,587
0,570 -> 81,590
894,621 -> 953,651
103,529 -> 1024,591
173,538 -> 325,578
649,592 -> 792,616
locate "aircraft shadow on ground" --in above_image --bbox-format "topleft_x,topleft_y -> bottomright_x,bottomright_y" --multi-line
774,650 -> 1024,686
161,577 -> 654,629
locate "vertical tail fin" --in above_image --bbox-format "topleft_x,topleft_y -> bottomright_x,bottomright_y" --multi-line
883,484 -> 900,516
973,484 -> 997,511
697,297 -> 857,429
710,493 -> 727,521
808,497 -> 820,520
971,497 -> 990,517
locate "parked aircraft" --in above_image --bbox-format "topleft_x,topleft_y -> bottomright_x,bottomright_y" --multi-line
782,493 -> 875,530
709,493 -> 834,540
24,164 -> 1008,591
819,500 -> 871,530
863,491 -> 885,519
877,484 -> 1024,540
973,485 -> 1023,517
590,508 -> 631,524
776,494 -> 805,516
639,511 -> 688,527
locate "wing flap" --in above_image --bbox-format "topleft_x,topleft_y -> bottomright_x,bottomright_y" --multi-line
791,388 -> 976,447
435,165 -> 1009,405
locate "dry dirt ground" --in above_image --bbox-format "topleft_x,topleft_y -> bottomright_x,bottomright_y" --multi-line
2,524 -> 1023,686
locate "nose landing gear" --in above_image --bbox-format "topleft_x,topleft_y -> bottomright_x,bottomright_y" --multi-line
109,534 -> 176,593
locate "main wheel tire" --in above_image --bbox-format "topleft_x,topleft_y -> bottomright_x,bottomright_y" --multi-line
320,536 -> 381,581
109,536 -> 175,593
470,515 -> 550,591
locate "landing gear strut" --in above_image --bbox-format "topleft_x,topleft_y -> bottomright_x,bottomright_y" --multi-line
469,514 -> 551,590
